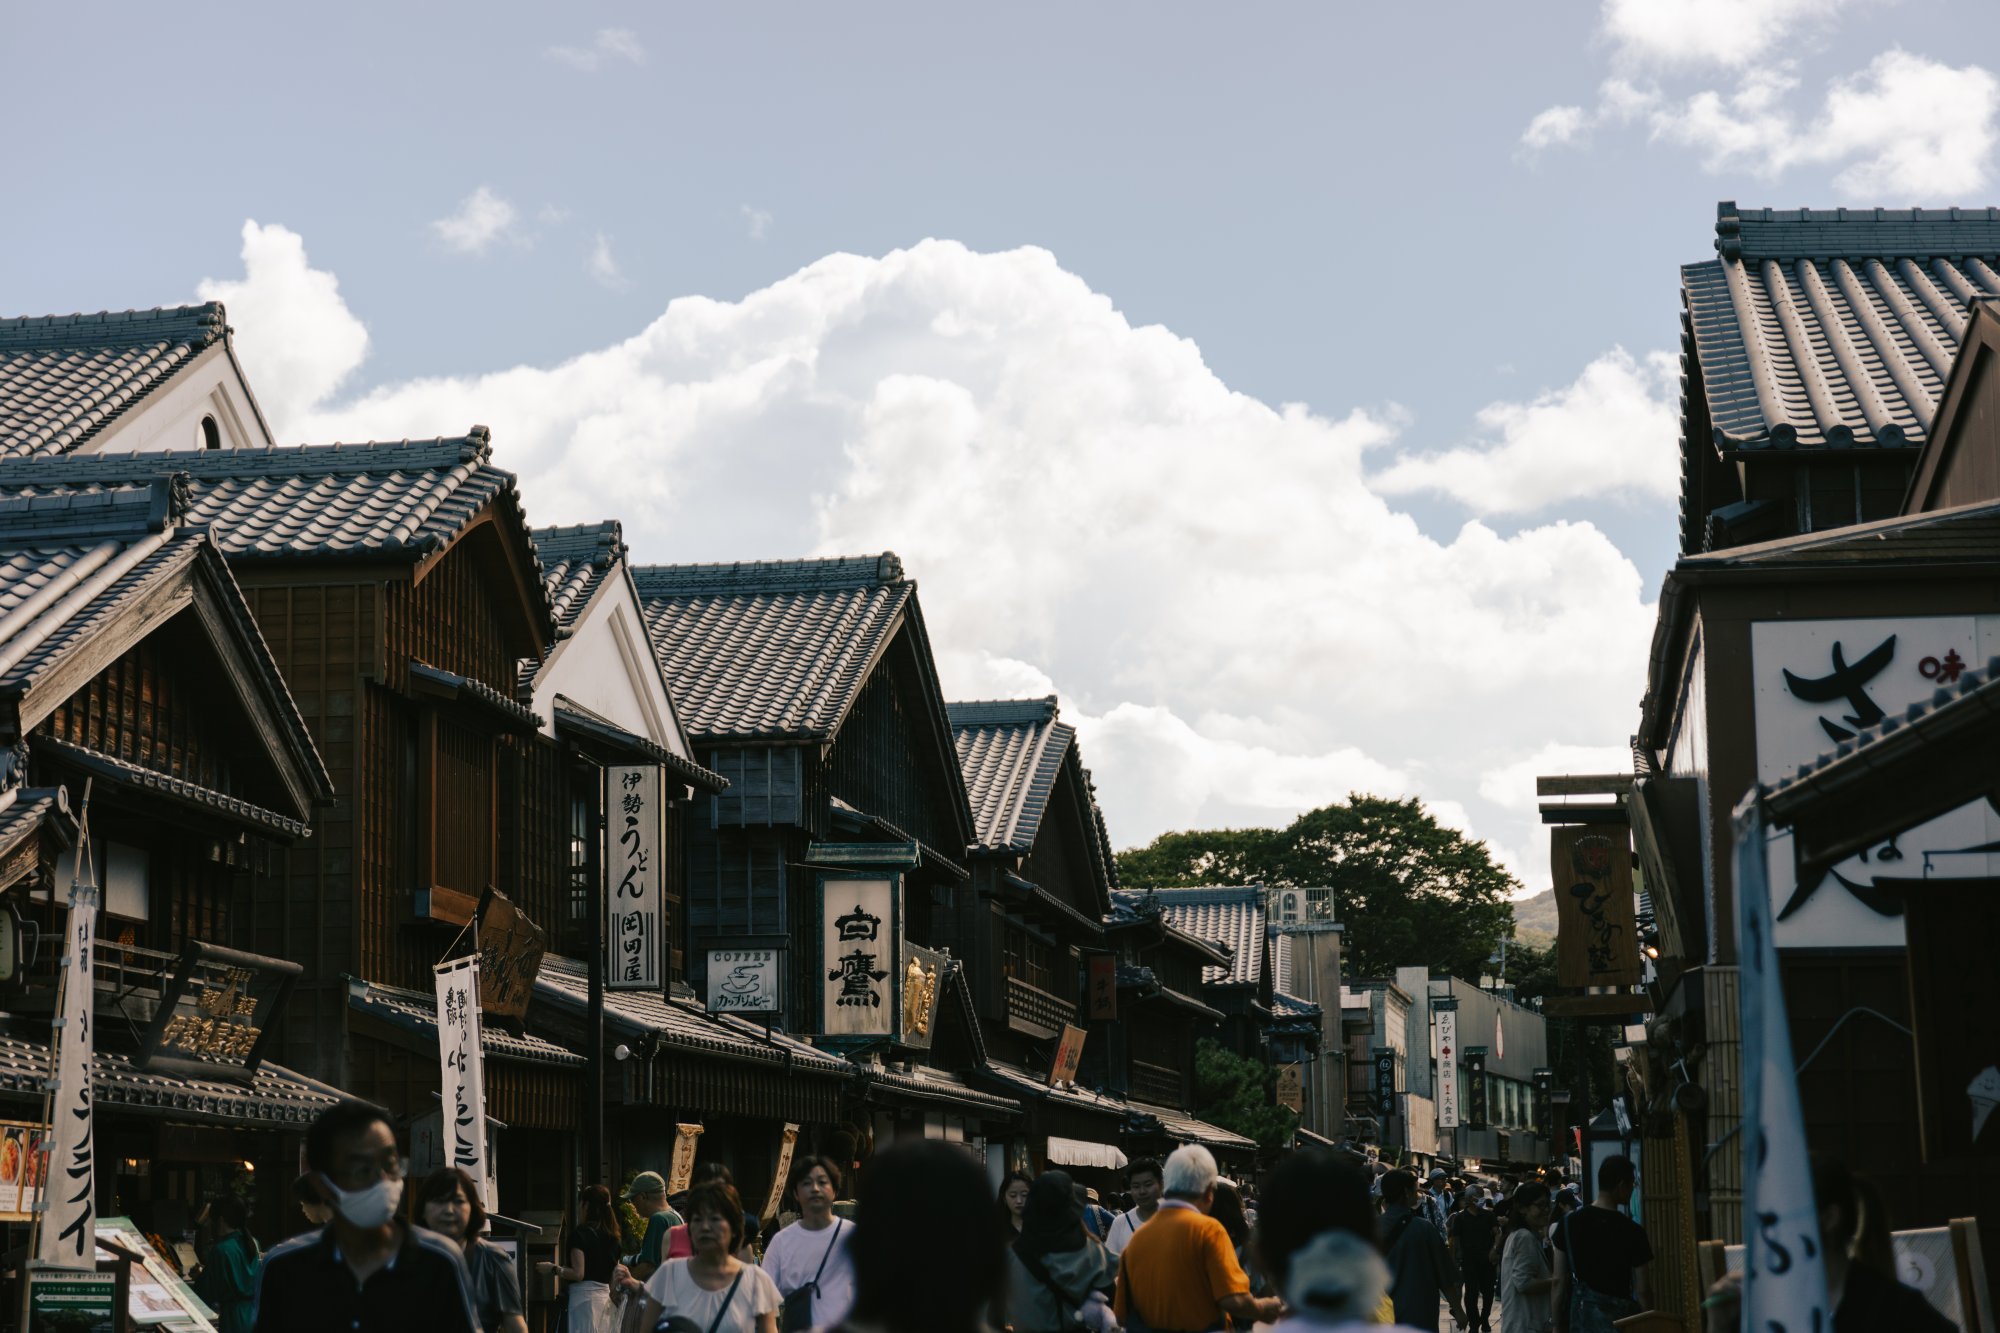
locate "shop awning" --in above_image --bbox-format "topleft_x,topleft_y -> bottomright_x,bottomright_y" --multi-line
859,1065 -> 1023,1120
348,977 -> 585,1068
0,1033 -> 338,1128
552,696 -> 729,794
981,1060 -> 1129,1119
1125,1098 -> 1259,1154
1046,1136 -> 1128,1170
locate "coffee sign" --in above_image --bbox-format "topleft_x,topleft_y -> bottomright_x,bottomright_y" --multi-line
706,948 -> 782,1015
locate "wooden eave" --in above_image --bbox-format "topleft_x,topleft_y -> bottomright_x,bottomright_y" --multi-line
409,503 -> 553,664
1906,298 -> 2000,514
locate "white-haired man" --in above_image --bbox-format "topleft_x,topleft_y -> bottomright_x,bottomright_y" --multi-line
1113,1144 -> 1284,1333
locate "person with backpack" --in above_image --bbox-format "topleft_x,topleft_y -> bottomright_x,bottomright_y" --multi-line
758,1156 -> 855,1331
1550,1157 -> 1650,1333
1002,1169 -> 1118,1332
1378,1169 -> 1466,1333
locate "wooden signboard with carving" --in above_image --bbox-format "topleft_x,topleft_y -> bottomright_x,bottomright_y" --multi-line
475,889 -> 546,1021
1550,823 -> 1642,988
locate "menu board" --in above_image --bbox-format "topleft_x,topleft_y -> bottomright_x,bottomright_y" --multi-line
97,1217 -> 216,1331
0,1120 -> 47,1221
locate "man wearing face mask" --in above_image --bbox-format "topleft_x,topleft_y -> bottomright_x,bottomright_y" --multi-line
253,1099 -> 479,1333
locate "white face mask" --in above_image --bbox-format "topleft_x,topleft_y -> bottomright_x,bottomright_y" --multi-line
323,1174 -> 404,1229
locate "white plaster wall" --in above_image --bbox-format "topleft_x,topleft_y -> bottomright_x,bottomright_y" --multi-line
86,344 -> 273,453
531,577 -> 691,757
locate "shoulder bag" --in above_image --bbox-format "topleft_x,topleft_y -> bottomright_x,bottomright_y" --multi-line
656,1266 -> 745,1333
779,1219 -> 843,1333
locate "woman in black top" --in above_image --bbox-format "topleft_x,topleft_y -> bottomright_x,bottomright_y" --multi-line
542,1184 -> 624,1333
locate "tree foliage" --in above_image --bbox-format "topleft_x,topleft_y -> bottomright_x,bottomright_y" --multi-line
1118,794 -> 1520,981
1192,1037 -> 1298,1152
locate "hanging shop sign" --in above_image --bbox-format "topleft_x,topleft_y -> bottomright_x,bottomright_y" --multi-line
1276,1063 -> 1304,1113
1049,1024 -> 1087,1086
900,943 -> 946,1050
38,818 -> 99,1269
761,1124 -> 801,1222
434,957 -> 492,1207
1464,1046 -> 1489,1131
604,765 -> 665,991
818,875 -> 898,1043
706,947 -> 784,1016
1086,954 -> 1117,1021
0,1120 -> 46,1222
1532,1068 -> 1554,1142
135,941 -> 301,1085
1373,1049 -> 1397,1119
1550,824 -> 1642,989
475,890 -> 546,1020
1435,999 -> 1460,1130
669,1123 -> 705,1193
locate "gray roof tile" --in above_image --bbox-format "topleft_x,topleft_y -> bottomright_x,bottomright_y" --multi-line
1125,1097 -> 1258,1151
348,978 -> 585,1068
1133,885 -> 1266,987
532,521 -> 624,633
0,1031 -> 338,1126
1688,202 -> 2000,451
0,305 -> 228,458
1682,495 -> 2000,569
948,697 -> 1072,852
632,553 -> 913,741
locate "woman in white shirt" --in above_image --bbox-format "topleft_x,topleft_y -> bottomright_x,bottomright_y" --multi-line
619,1179 -> 780,1333
1498,1182 -> 1555,1333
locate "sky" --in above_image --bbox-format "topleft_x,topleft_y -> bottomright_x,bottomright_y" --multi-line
8,0 -> 2000,894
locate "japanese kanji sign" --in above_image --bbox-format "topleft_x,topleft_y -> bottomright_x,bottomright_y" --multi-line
1086,954 -> 1117,1021
476,890 -> 546,1020
1464,1046 -> 1488,1130
1435,1002 -> 1460,1130
1752,616 -> 2000,948
37,821 -> 97,1267
820,877 -> 896,1039
433,957 -> 492,1208
1276,1063 -> 1303,1113
899,943 -> 945,1051
604,765 -> 665,992
706,948 -> 782,1015
134,941 -> 300,1085
1550,824 -> 1642,988
1048,1024 -> 1086,1086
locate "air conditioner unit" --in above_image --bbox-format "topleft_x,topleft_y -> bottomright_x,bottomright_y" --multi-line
1275,890 -> 1302,927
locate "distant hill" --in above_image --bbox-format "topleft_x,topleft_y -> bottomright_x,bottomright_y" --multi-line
1510,889 -> 1557,947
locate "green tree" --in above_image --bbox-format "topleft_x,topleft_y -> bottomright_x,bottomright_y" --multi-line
1192,1037 -> 1298,1152
1118,794 -> 1520,981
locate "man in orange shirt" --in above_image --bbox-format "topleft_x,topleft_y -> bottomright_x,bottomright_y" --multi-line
1114,1144 -> 1284,1332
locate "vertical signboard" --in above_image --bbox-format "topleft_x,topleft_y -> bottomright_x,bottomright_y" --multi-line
820,878 -> 896,1040
900,943 -> 946,1050
1464,1046 -> 1488,1131
1373,1050 -> 1397,1118
1276,1063 -> 1304,1113
1435,1001 -> 1460,1130
37,830 -> 98,1268
1532,1068 -> 1554,1143
1048,1024 -> 1086,1086
605,766 -> 664,991
1550,824 -> 1642,988
434,957 -> 492,1207
475,890 -> 547,1020
1086,954 -> 1118,1021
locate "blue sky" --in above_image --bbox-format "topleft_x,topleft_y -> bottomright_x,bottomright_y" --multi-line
7,1 -> 1998,890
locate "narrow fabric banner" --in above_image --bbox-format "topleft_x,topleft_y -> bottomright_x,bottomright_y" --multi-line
1733,795 -> 1831,1331
669,1123 -> 705,1193
762,1123 -> 800,1221
36,828 -> 97,1267
1436,1007 -> 1460,1130
434,957 -> 492,1208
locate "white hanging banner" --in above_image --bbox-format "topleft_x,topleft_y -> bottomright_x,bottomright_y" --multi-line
605,765 -> 664,991
1734,796 -> 1831,1332
434,957 -> 492,1208
1436,1006 -> 1460,1130
37,821 -> 97,1267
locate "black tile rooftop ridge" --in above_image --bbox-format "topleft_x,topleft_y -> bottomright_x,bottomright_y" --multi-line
1717,200 -> 2000,261
0,436 -> 490,482
531,520 -> 624,563
0,482 -> 175,543
632,551 -> 904,597
947,696 -> 1059,727
0,303 -> 226,350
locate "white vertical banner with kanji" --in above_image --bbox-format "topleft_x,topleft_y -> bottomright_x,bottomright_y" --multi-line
36,832 -> 97,1266
1436,1006 -> 1460,1130
1734,796 -> 1831,1332
434,957 -> 492,1208
605,765 -> 663,991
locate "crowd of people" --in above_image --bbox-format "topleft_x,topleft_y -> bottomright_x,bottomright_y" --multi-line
190,1096 -> 1955,1333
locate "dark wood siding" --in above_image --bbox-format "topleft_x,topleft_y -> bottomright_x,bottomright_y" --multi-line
384,523 -> 527,696
821,634 -> 961,852
708,747 -> 804,827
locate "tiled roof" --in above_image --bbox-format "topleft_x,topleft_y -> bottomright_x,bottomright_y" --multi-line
533,955 -> 848,1074
1144,886 -> 1266,987
1680,494 -> 2000,569
39,736 -> 310,839
410,661 -> 541,732
1769,653 -> 2000,807
0,1032 -> 338,1127
0,789 -> 66,862
0,433 -> 530,563
347,977 -> 585,1068
949,697 -> 1075,853
1106,889 -> 1234,966
0,304 -> 232,458
533,521 -> 624,633
552,697 -> 728,794
1687,202 -> 2000,452
631,554 -> 913,741
981,1059 -> 1129,1119
1124,1098 -> 1259,1152
1272,989 -> 1321,1019
860,1065 -> 1022,1117
1114,962 -> 1225,1023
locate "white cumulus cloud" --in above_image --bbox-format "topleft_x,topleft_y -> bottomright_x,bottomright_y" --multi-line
196,221 -> 368,439
1370,348 -> 1679,515
1521,105 -> 1591,151
206,231 -> 1659,893
1601,0 -> 1848,70
431,186 -> 518,256
588,233 -> 624,289
547,28 -> 644,71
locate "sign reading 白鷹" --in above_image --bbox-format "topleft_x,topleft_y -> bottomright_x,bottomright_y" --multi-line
605,765 -> 664,991
706,949 -> 782,1015
820,877 -> 896,1040
1435,1001 -> 1460,1130
434,957 -> 491,1207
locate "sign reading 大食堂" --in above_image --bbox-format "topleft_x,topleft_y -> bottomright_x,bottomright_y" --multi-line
1435,1002 -> 1460,1130
820,878 -> 896,1039
706,949 -> 782,1015
605,765 -> 664,991
434,957 -> 492,1208
1751,617 -> 2000,949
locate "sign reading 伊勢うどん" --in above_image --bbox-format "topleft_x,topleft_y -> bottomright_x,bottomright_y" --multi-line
605,765 -> 664,991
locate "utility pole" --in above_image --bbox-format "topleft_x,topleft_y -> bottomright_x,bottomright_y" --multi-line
586,791 -> 606,1185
